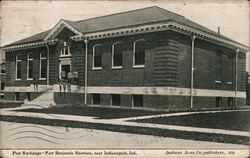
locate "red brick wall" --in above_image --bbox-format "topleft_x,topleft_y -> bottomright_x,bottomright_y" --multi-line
5,47 -> 47,86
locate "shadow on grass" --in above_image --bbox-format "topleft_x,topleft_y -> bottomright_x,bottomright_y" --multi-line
0,115 -> 249,146
131,111 -> 250,132
15,106 -> 166,119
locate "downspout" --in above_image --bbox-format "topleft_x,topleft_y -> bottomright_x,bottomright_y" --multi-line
84,38 -> 88,105
46,45 -> 50,85
190,35 -> 196,110
235,49 -> 239,109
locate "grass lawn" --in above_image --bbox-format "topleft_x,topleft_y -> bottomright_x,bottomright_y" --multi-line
15,106 -> 166,119
0,115 -> 249,146
132,111 -> 250,132
0,101 -> 23,109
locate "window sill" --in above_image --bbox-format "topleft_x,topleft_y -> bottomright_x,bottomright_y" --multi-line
133,65 -> 145,68
92,67 -> 102,70
59,55 -> 72,58
226,82 -> 233,85
27,78 -> 33,81
112,66 -> 122,70
215,80 -> 222,83
15,79 -> 21,81
39,78 -> 46,80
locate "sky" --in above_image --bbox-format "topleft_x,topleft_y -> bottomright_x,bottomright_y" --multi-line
0,0 -> 249,69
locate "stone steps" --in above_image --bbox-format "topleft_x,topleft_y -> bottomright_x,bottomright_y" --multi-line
22,86 -> 55,108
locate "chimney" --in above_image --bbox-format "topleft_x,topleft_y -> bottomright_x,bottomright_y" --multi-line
218,27 -> 220,34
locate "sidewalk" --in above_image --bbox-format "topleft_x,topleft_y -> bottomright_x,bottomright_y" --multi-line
0,107 -> 249,137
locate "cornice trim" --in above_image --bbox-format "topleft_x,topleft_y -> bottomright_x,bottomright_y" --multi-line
70,21 -> 249,52
2,39 -> 58,51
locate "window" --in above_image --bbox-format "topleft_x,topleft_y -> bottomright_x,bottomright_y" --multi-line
92,94 -> 100,105
27,53 -> 34,80
40,51 -> 47,79
111,94 -> 121,106
133,39 -> 145,67
15,92 -> 20,101
93,44 -> 102,69
216,97 -> 222,107
1,69 -> 5,74
1,82 -> 4,90
60,42 -> 71,57
226,53 -> 233,83
215,51 -> 222,81
228,97 -> 233,107
112,42 -> 123,68
16,54 -> 21,80
26,92 -> 31,101
132,95 -> 143,107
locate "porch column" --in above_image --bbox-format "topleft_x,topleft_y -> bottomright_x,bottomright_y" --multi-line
190,35 -> 196,110
84,38 -> 88,105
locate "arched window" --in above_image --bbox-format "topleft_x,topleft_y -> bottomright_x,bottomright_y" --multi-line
112,42 -> 123,68
16,54 -> 21,80
133,39 -> 145,67
40,51 -> 47,79
27,53 -> 34,80
92,44 -> 102,69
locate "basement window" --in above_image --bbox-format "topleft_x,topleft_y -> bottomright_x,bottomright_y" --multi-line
92,44 -> 102,69
15,92 -> 20,101
26,92 -> 31,101
228,97 -> 233,107
1,82 -> 4,90
92,94 -> 100,105
132,95 -> 143,107
111,94 -> 121,106
133,39 -> 145,67
216,97 -> 222,107
112,42 -> 123,68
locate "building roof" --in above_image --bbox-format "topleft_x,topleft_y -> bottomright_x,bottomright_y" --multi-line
4,6 -> 248,49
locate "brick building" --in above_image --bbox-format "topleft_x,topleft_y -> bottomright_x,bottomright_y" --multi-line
2,6 -> 249,110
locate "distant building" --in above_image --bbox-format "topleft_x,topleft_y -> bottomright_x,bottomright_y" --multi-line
1,6 -> 249,110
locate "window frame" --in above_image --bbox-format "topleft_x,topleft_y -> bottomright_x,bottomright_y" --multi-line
226,52 -> 233,84
15,54 -> 21,80
92,94 -> 101,105
111,94 -> 121,106
60,46 -> 71,57
215,51 -> 222,83
112,42 -> 123,69
132,95 -> 143,108
133,39 -> 146,68
92,44 -> 102,70
27,53 -> 34,80
39,51 -> 47,80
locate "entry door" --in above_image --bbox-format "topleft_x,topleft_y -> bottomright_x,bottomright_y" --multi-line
61,64 -> 71,79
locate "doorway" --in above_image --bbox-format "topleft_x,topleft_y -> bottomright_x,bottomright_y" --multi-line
59,58 -> 71,80
61,64 -> 71,79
